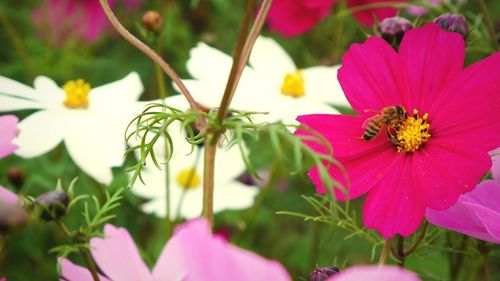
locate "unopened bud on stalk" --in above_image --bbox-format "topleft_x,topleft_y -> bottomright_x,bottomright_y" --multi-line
0,204 -> 27,235
7,167 -> 26,189
143,11 -> 163,33
434,13 -> 469,38
378,17 -> 413,45
36,191 -> 69,221
308,266 -> 340,281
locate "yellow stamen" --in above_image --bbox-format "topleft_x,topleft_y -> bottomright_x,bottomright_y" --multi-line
176,167 -> 201,189
280,70 -> 305,98
394,109 -> 431,153
63,79 -> 91,109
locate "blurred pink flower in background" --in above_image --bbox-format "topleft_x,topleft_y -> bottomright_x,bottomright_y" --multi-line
0,186 -> 20,206
327,265 -> 421,281
61,219 -> 291,281
0,115 -> 18,159
407,0 -> 468,16
295,23 -> 500,238
426,180 -> 500,243
267,0 -> 407,37
32,0 -> 142,44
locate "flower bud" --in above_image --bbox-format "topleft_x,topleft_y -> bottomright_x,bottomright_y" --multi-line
142,11 -> 163,33
7,167 -> 26,189
378,17 -> 413,45
434,13 -> 468,38
0,204 -> 28,235
36,191 -> 69,221
308,266 -> 340,281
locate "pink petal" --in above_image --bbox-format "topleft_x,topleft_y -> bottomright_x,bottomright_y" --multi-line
59,258 -> 111,281
469,202 -> 500,242
399,23 -> 465,113
0,115 -> 18,159
462,179 -> 500,212
328,265 -> 421,281
267,0 -> 334,37
429,52 -> 500,153
363,156 -> 426,238
90,224 -> 153,281
413,141 -> 490,210
153,219 -> 292,281
338,36 -> 410,113
0,186 -> 19,206
348,0 -> 406,26
491,148 -> 500,181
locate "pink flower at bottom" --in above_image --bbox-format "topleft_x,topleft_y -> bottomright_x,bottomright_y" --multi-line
426,180 -> 500,243
295,23 -> 500,238
327,265 -> 421,281
60,219 -> 291,281
0,115 -> 18,159
0,186 -> 20,206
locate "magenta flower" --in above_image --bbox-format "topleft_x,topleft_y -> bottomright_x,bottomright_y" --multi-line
267,0 -> 407,37
295,23 -> 500,238
0,115 -> 18,159
426,179 -> 500,243
31,0 -> 143,44
327,265 -> 421,281
61,219 -> 291,281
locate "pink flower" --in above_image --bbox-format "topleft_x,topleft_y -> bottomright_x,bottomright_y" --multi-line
491,148 -> 500,181
426,179 -> 500,243
0,186 -> 20,206
327,265 -> 421,281
267,0 -> 407,37
0,115 -> 18,159
295,23 -> 500,238
407,0 -> 468,16
60,219 -> 291,281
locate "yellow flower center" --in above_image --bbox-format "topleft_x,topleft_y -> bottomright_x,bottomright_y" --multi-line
280,70 -> 305,98
176,168 -> 201,189
63,79 -> 91,109
392,109 -> 431,153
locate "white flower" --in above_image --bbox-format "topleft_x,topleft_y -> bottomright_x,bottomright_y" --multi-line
131,95 -> 258,220
0,72 -> 144,184
176,36 -> 348,124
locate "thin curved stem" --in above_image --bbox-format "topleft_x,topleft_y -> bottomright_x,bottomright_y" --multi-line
379,239 -> 393,265
97,0 -> 200,111
404,221 -> 428,256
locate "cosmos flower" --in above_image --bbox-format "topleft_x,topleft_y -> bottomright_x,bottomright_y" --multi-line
0,73 -> 144,185
0,186 -> 19,206
176,36 -> 345,124
130,95 -> 258,219
0,115 -> 18,159
327,265 -> 420,281
426,180 -> 500,243
60,219 -> 292,281
267,0 -> 407,37
295,23 -> 500,238
490,148 -> 500,181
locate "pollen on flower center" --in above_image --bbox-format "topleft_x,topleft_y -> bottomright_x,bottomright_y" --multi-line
63,79 -> 91,109
392,109 -> 431,153
280,70 -> 305,98
176,168 -> 201,189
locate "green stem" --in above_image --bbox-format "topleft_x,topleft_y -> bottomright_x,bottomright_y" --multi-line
55,221 -> 100,281
475,0 -> 499,51
483,254 -> 491,281
97,0 -> 200,112
404,220 -> 428,256
379,239 -> 392,265
202,139 -> 217,226
396,235 -> 405,267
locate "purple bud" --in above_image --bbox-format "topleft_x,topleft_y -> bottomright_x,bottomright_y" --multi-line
434,13 -> 469,38
36,191 -> 69,221
378,17 -> 413,44
309,266 -> 340,281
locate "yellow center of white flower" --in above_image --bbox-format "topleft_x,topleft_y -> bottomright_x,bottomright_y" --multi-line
280,70 -> 305,98
176,167 -> 201,189
392,109 -> 431,153
63,79 -> 91,109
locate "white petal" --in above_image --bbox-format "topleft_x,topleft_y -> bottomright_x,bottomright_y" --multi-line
302,65 -> 350,107
89,72 -> 143,108
187,42 -> 233,81
0,96 -> 43,111
249,37 -> 296,76
176,79 -> 225,109
33,76 -> 65,106
64,112 -> 125,185
213,181 -> 258,213
14,110 -> 64,158
0,76 -> 37,99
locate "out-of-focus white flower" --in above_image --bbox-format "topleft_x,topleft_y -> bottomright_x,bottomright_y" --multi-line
0,73 -> 144,184
175,37 -> 347,124
130,95 -> 258,220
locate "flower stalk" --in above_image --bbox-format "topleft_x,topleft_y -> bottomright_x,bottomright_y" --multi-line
202,139 -> 217,225
475,0 -> 499,51
378,238 -> 392,265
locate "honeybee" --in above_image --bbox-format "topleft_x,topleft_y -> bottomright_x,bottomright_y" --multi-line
362,106 -> 407,141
